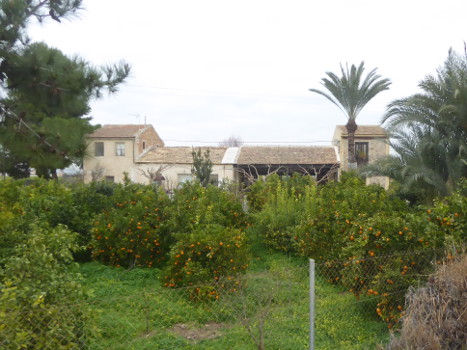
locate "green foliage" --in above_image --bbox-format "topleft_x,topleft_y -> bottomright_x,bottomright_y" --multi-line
91,183 -> 172,269
0,206 -> 20,266
425,180 -> 467,246
170,181 -> 248,231
0,178 -> 82,263
0,224 -> 95,349
69,181 -> 117,261
253,178 -> 310,253
364,50 -> 467,201
162,182 -> 250,293
79,251 -> 388,350
250,172 -> 466,326
0,1 -> 130,176
294,174 -> 392,259
0,147 -> 30,179
310,62 -> 391,165
191,148 -> 213,187
17,178 -> 77,228
246,173 -> 315,212
162,224 -> 250,299
246,174 -> 282,212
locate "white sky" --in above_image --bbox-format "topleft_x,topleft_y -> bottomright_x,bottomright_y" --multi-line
30,0 -> 467,146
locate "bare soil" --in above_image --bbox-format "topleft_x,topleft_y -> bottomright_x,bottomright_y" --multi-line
169,322 -> 228,342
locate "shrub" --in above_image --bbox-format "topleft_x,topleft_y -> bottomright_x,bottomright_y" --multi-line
293,173 -> 408,260
16,178 -> 77,230
69,182 -> 116,261
162,224 -> 250,300
0,207 -> 21,266
251,173 -> 467,326
170,181 -> 248,231
246,173 -> 315,212
385,253 -> 466,349
0,224 -> 95,349
162,182 -> 250,297
424,183 -> 467,247
253,179 -> 310,253
90,183 -> 172,268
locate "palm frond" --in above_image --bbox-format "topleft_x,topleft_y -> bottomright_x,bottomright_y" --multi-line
310,61 -> 391,122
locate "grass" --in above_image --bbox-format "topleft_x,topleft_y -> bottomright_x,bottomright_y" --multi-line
79,242 -> 390,349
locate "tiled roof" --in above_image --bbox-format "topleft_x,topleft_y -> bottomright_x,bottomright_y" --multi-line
336,125 -> 387,136
138,147 -> 227,164
237,146 -> 338,165
87,125 -> 150,138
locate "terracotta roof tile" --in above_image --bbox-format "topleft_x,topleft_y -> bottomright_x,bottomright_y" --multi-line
138,147 -> 227,164
87,125 -> 150,138
336,125 -> 387,136
237,146 -> 337,165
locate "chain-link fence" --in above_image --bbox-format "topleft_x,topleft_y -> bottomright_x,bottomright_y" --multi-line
310,247 -> 462,350
1,248 -> 458,350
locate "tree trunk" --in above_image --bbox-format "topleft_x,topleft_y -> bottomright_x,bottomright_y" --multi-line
346,119 -> 358,170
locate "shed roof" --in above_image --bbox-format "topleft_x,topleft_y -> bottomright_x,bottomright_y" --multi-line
236,146 -> 338,165
138,147 -> 227,164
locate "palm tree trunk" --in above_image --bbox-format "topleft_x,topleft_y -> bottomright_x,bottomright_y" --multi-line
346,120 -> 358,169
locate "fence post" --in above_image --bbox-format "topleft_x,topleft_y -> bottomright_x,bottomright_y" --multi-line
309,258 -> 315,350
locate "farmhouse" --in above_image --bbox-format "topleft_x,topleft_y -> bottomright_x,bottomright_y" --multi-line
83,124 -> 389,188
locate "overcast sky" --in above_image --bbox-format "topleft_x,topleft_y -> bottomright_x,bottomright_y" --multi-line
30,0 -> 467,146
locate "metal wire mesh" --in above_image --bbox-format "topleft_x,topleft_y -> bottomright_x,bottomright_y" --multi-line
1,249 -> 453,350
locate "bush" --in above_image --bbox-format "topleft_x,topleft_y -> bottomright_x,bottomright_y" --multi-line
69,182 -> 116,261
170,181 -> 248,231
385,253 -> 466,349
0,224 -> 95,349
253,179 -> 310,253
0,207 -> 21,265
90,183 -> 172,268
292,173 -> 407,260
425,183 -> 467,247
162,182 -> 251,297
0,179 -> 79,263
250,173 -> 467,326
162,224 -> 250,300
246,173 -> 315,212
16,178 -> 77,230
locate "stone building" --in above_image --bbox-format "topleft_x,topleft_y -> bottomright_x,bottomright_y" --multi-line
83,124 -> 164,183
83,124 -> 389,188
332,125 -> 389,187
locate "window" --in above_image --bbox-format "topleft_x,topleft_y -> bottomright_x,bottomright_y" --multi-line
105,176 -> 115,183
355,142 -> 369,166
209,174 -> 219,186
94,142 -> 104,157
177,174 -> 193,184
142,141 -> 146,150
115,142 -> 125,156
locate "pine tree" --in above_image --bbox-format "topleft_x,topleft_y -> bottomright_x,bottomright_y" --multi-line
0,1 -> 130,178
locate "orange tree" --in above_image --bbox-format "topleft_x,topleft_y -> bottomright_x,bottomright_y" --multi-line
250,172 -> 466,326
69,181 -> 116,261
162,224 -> 249,300
90,183 -> 172,269
162,181 -> 250,297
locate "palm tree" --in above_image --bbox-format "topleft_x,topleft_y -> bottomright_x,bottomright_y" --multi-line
361,126 -> 451,203
310,62 -> 391,169
383,50 -> 467,188
363,49 -> 467,202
